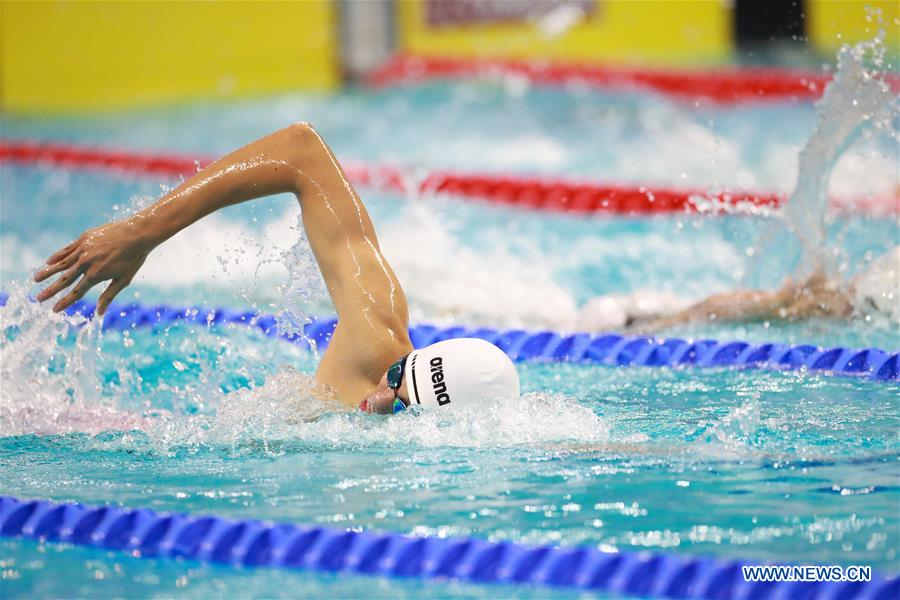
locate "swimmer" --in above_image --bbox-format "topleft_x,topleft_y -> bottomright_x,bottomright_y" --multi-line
576,247 -> 899,332
32,123 -> 519,415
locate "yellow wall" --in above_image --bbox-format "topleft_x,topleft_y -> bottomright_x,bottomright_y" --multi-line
808,0 -> 899,56
398,0 -> 731,66
1,1 -> 338,113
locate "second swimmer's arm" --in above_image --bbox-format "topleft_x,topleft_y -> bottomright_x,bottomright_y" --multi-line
636,271 -> 849,332
631,289 -> 778,332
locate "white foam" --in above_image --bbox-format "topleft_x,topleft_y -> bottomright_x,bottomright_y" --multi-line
1,279 -> 607,449
829,148 -> 899,201
428,135 -> 572,171
379,202 -> 579,329
205,387 -> 609,450
0,288 -> 127,436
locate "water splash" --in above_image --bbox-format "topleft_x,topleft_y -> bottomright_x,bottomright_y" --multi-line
211,367 -> 340,441
207,388 -> 610,453
700,400 -> 761,452
1,157 -> 589,446
267,214 -> 329,344
1,276 -> 605,453
781,31 -> 897,272
0,286 -> 139,436
2,31 -> 896,451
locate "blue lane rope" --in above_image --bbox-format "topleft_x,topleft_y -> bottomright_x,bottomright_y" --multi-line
2,496 -> 896,598
0,292 -> 896,381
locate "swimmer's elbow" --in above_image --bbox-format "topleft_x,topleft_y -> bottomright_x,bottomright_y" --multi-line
283,122 -> 318,162
287,121 -> 316,140
282,122 -> 333,192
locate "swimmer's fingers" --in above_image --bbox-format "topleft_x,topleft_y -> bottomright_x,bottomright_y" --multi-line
39,241 -> 81,274
96,277 -> 131,316
45,239 -> 80,265
34,251 -> 79,283
36,263 -> 86,303
52,272 -> 98,313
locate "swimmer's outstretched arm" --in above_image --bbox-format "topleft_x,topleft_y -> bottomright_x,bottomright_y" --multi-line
635,271 -> 850,331
634,288 -> 789,331
33,124 -> 410,358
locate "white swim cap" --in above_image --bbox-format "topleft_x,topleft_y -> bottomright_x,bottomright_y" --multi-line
404,338 -> 520,409
852,247 -> 900,322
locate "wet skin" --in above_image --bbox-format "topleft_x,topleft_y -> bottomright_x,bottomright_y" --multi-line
34,123 -> 413,410
359,368 -> 412,415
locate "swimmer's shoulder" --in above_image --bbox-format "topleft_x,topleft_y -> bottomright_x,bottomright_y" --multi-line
316,329 -> 412,409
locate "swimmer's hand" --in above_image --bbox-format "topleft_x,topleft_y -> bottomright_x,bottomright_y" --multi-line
33,218 -> 152,315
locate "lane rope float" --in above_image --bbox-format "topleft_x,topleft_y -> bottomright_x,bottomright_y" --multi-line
1,496 -> 896,599
2,140 -> 896,217
367,54 -> 900,104
1,293 -> 895,382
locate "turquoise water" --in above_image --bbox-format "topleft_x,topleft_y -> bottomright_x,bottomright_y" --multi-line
1,322 -> 898,596
1,79 -> 898,597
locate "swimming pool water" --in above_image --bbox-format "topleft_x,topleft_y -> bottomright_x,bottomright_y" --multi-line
2,161 -> 897,348
1,79 -> 898,597
0,538 -> 584,599
2,82 -> 897,199
1,319 -> 898,593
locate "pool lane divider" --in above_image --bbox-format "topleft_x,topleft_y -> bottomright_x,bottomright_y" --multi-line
367,54 -> 900,104
1,496 -> 896,599
2,140 -> 896,217
0,293 -> 895,382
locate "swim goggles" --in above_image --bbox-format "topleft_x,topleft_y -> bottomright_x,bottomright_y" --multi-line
386,354 -> 410,414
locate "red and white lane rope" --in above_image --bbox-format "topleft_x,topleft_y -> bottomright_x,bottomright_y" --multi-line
367,54 -> 900,104
2,140 -> 896,216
